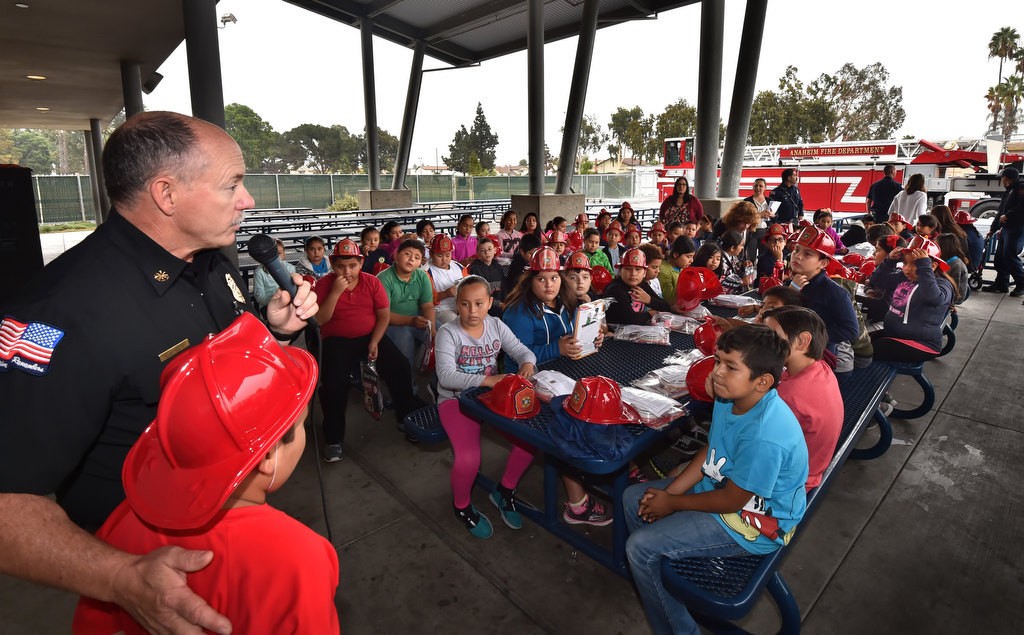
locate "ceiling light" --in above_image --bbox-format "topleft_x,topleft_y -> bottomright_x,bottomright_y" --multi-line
26,75 -> 46,80
15,3 -> 30,8
35,107 -> 50,111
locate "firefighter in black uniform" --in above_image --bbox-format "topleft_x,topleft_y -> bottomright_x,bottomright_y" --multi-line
0,111 -> 317,635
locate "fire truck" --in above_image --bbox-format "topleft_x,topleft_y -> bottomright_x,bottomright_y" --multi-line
657,137 -> 1024,218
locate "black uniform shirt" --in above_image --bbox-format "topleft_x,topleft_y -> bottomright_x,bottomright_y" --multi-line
0,210 -> 250,531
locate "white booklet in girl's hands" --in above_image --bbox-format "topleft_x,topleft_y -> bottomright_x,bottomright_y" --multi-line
572,299 -> 607,359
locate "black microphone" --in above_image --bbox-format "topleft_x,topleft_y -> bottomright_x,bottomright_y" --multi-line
247,234 -> 318,329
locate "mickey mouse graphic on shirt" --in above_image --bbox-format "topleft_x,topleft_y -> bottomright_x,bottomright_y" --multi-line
701,448 -> 792,545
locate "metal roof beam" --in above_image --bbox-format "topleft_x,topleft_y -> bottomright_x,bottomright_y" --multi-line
423,0 -> 528,43
365,0 -> 410,19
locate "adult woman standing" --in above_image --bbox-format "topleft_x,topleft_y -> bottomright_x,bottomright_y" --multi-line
659,176 -> 705,225
888,173 -> 927,223
712,200 -> 760,263
744,177 -> 773,239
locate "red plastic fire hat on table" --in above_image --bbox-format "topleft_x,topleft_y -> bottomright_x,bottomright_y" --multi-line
616,247 -> 647,269
528,246 -> 562,271
693,317 -> 722,356
686,356 -> 716,402
478,374 -> 542,420
430,234 -> 454,254
905,235 -> 951,272
556,377 -> 642,425
858,260 -> 877,279
759,276 -> 783,295
591,265 -> 613,293
842,253 -> 866,267
122,313 -> 318,530
330,238 -> 363,262
675,266 -> 723,311
566,250 -> 592,271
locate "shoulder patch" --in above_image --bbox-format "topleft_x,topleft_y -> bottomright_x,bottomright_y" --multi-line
0,317 -> 65,376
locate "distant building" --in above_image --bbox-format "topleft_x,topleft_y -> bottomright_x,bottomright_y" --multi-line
410,164 -> 453,175
592,157 -> 643,173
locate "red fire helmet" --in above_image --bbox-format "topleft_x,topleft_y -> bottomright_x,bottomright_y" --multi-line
953,210 -> 977,224
825,257 -> 855,280
478,374 -> 541,420
575,213 -> 589,225
547,230 -> 568,245
693,317 -> 721,356
330,238 -> 362,261
123,313 -> 318,530
561,376 -> 642,425
859,260 -> 877,278
606,221 -> 624,236
486,233 -> 501,246
759,276 -> 783,295
528,246 -> 562,271
762,223 -> 789,245
566,250 -> 592,271
430,234 -> 454,254
617,247 -> 647,269
686,356 -> 716,402
591,265 -> 613,293
792,226 -> 837,259
842,252 -> 866,267
905,235 -> 951,272
675,266 -> 721,311
648,221 -> 666,237
887,212 -> 910,226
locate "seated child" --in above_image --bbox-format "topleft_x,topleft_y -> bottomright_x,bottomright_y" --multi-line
623,227 -> 643,249
717,284 -> 806,330
937,234 -> 969,304
863,234 -> 907,324
886,212 -> 914,241
417,219 -> 436,262
647,221 -> 669,253
813,209 -> 848,255
544,216 -> 569,234
467,237 -> 505,314
763,306 -> 843,490
379,221 -> 407,263
547,229 -> 570,265
658,235 -> 696,306
756,224 -> 789,288
72,313 -> 339,634
475,220 -> 491,242
719,230 -> 755,294
425,234 -> 467,326
294,235 -> 329,280
564,250 -> 594,303
496,210 -> 522,259
581,227 -> 613,271
639,243 -> 666,298
435,276 -> 538,538
681,219 -> 699,242
567,212 -> 588,252
315,240 -> 427,458
360,225 -> 389,274
914,213 -> 939,240
665,220 -> 684,245
596,209 -> 613,244
254,238 -> 296,309
502,232 -> 542,299
954,210 -> 985,274
603,221 -> 626,269
452,214 -> 478,263
602,248 -> 671,325
692,241 -> 725,279
695,215 -> 714,246
378,239 -> 436,363
840,214 -> 875,247
622,325 -> 808,635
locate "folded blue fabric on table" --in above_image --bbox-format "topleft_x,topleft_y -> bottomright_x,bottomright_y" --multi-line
549,395 -> 633,462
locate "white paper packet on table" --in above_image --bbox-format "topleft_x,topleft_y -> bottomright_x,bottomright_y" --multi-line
651,312 -> 701,334
709,294 -> 760,308
532,370 -> 577,403
678,305 -> 711,320
620,387 -> 689,430
613,324 -> 671,346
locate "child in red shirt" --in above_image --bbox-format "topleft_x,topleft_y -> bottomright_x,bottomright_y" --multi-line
763,306 -> 843,490
73,313 -> 339,635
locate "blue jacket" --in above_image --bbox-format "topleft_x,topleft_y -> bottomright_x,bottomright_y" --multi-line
869,257 -> 953,352
799,271 -> 859,351
770,184 -> 804,223
502,301 -> 574,372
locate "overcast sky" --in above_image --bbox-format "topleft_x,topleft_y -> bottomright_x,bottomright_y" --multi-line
146,0 -> 1014,167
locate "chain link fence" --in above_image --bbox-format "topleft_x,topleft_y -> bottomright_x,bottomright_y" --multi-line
33,172 -> 635,223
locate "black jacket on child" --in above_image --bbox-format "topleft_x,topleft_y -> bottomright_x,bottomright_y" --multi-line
602,279 -> 671,325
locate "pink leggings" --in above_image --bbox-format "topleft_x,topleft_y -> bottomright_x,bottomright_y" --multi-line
438,399 -> 536,509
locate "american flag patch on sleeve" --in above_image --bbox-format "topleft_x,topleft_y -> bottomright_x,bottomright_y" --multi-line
0,317 -> 65,376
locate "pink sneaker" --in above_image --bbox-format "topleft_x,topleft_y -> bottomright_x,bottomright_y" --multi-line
562,497 -> 613,527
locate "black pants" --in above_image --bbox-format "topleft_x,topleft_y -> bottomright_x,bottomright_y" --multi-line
319,333 -> 424,444
870,331 -> 938,364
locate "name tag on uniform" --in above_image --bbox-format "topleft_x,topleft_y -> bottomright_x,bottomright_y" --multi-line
158,339 -> 190,363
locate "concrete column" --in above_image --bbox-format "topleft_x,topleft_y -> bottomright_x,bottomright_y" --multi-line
555,0 -> 599,194
84,128 -> 102,223
88,119 -> 110,223
392,41 -> 425,190
526,0 -> 544,195
718,0 -> 767,198
182,0 -> 225,128
361,18 -> 380,190
120,60 -> 144,118
694,0 -> 724,201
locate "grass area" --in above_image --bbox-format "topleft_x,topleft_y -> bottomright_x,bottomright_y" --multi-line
38,222 -> 96,233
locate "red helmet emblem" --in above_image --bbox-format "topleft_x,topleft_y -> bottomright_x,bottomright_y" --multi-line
528,246 -> 562,271
566,251 -> 592,271
618,247 -> 647,269
430,234 -> 454,253
478,374 -> 541,420
330,238 -> 362,260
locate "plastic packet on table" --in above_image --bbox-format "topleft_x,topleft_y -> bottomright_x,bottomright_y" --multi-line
709,294 -> 760,308
631,368 -> 688,400
651,311 -> 701,334
613,324 -> 671,346
532,370 -> 576,403
620,386 -> 689,430
663,349 -> 706,368
678,305 -> 711,320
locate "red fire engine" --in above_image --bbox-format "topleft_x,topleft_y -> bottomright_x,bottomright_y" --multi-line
657,137 -> 1023,218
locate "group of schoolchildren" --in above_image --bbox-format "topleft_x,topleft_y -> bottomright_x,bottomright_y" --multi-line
74,199 -> 970,635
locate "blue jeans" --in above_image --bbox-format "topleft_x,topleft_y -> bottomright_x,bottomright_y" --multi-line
994,225 -> 1024,286
386,324 -> 428,365
623,479 -> 748,635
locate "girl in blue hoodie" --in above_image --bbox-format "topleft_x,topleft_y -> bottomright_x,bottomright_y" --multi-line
868,237 -> 956,362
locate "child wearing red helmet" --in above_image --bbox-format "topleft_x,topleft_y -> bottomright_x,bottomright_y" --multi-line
434,276 -> 538,539
425,234 -> 468,327
868,236 -> 957,362
647,221 -> 669,253
603,248 -> 671,325
564,250 -> 595,303
315,239 -> 427,459
73,314 -> 338,635
602,221 -> 626,269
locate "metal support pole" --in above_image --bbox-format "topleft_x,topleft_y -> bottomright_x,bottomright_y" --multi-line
555,0 -> 598,194
275,174 -> 281,207
361,18 -> 380,191
393,42 -> 425,190
182,0 -> 225,128
77,175 -> 86,221
89,119 -> 111,223
120,60 -> 145,118
694,0 -> 724,201
526,0 -> 545,196
718,0 -> 767,198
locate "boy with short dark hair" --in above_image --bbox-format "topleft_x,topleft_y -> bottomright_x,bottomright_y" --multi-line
379,238 -> 435,363
468,237 -> 505,314
73,314 -> 339,634
502,232 -> 543,298
581,228 -> 613,271
763,306 -> 843,490
623,325 -> 808,635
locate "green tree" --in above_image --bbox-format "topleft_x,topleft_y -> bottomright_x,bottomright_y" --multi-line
467,151 -> 485,176
807,63 -> 905,139
579,157 -> 594,174
443,103 -> 499,174
560,114 -> 609,171
984,27 -> 1023,137
0,129 -> 15,163
357,127 -> 399,174
443,124 -> 472,174
225,103 -> 278,171
12,129 -> 54,173
655,99 -> 698,144
283,124 -> 340,173
608,106 -> 646,163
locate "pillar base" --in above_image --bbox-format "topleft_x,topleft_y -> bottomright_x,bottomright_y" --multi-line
358,189 -> 413,210
510,193 -> 585,229
700,197 -> 743,220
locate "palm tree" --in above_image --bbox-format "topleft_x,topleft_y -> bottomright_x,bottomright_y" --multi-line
988,26 -> 1021,84
998,76 -> 1024,138
986,85 -> 1003,134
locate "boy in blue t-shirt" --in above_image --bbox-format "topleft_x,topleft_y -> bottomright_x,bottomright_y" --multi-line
622,325 -> 809,635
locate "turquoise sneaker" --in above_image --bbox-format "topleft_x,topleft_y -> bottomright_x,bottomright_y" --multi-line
488,489 -> 523,530
454,505 -> 493,539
